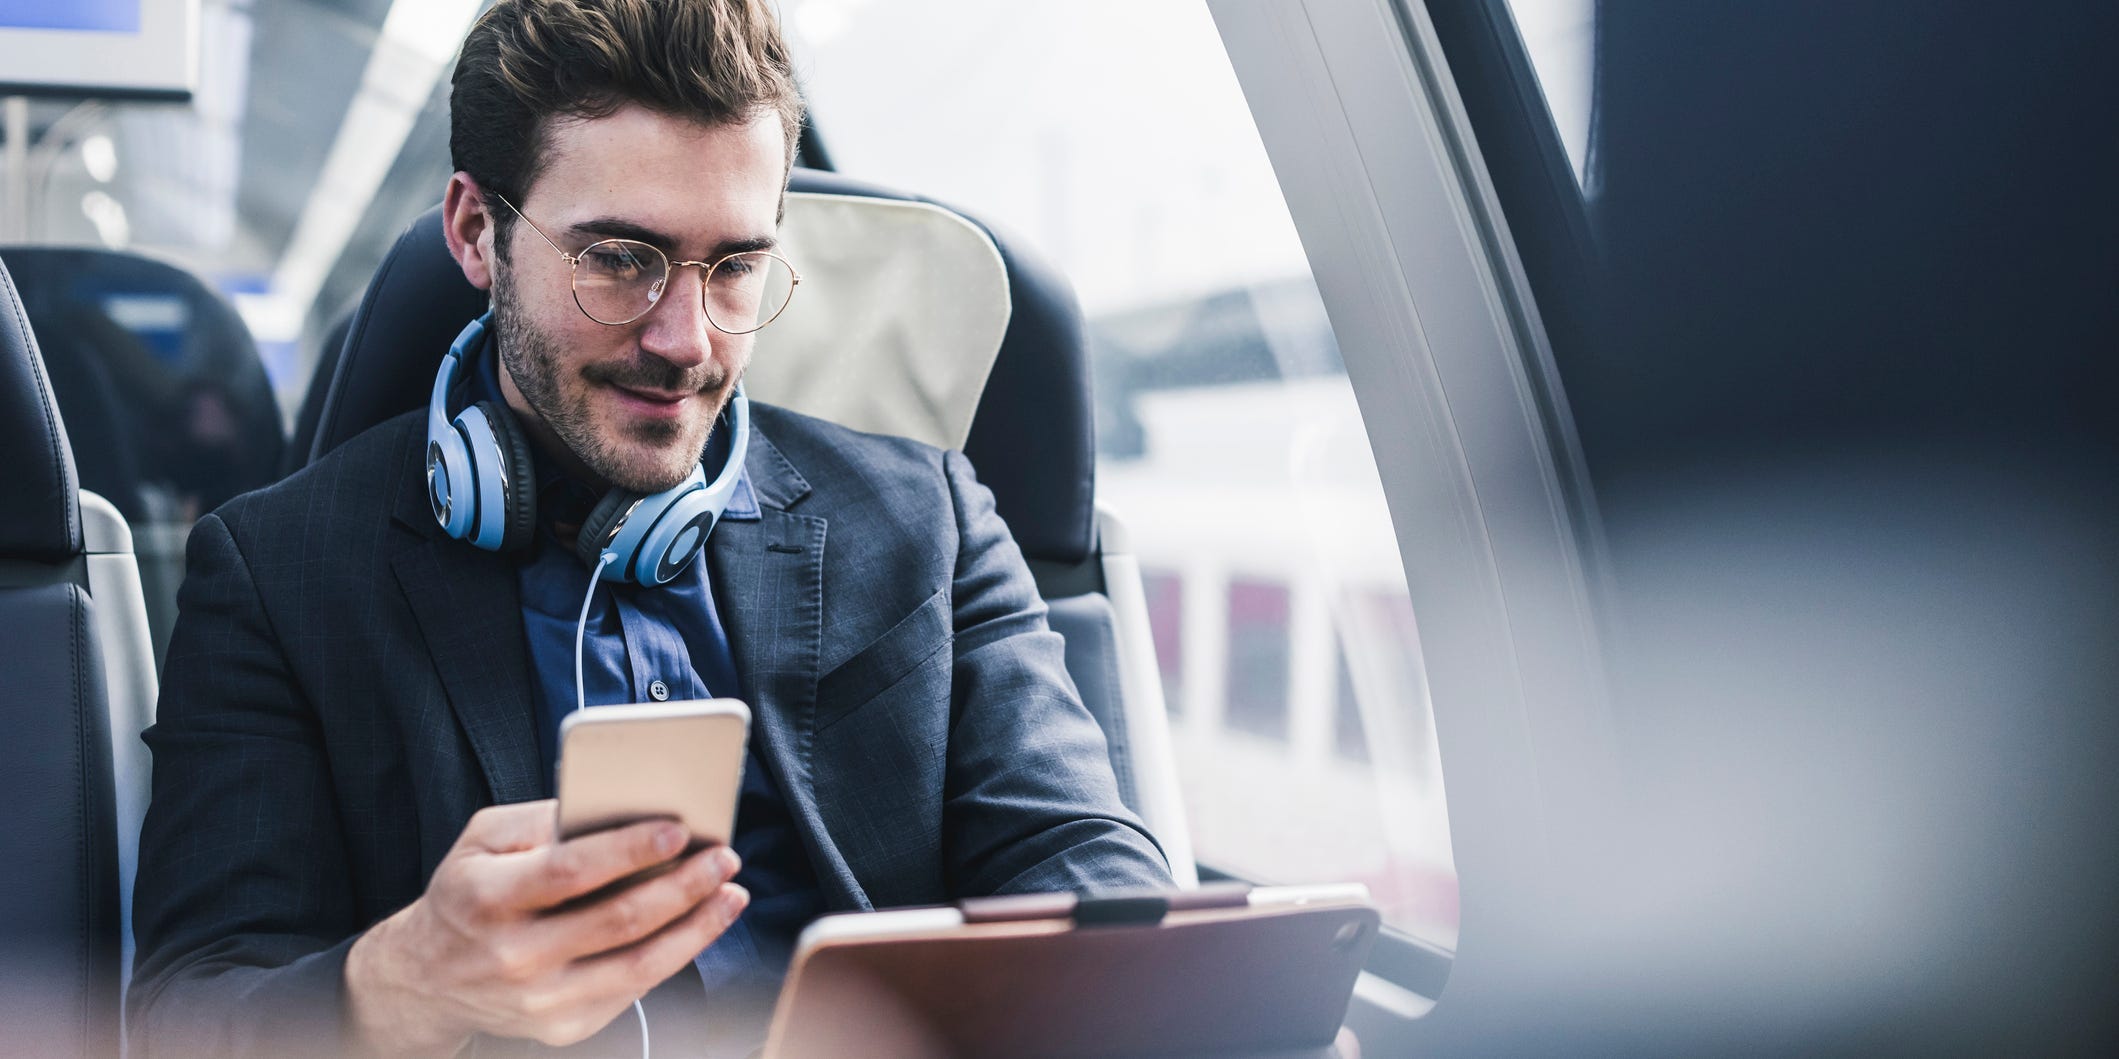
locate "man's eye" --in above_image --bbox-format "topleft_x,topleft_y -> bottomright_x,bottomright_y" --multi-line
584,249 -> 649,276
714,256 -> 756,280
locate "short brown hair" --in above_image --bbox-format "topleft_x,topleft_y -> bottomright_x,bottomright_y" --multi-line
451,0 -> 803,245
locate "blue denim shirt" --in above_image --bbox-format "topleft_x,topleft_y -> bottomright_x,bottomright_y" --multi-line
472,353 -> 823,996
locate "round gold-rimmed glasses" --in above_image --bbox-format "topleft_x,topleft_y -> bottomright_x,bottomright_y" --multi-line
496,193 -> 800,334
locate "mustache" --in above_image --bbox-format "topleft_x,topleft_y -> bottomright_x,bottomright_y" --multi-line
580,354 -> 727,395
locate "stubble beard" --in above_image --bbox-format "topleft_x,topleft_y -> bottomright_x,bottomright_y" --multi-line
489,266 -> 729,494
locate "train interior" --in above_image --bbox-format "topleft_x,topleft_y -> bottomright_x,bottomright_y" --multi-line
1,0 -> 2115,1054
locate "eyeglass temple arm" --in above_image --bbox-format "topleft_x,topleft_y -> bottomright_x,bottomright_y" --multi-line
493,192 -> 576,264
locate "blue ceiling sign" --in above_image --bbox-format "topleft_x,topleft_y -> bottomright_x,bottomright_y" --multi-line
0,0 -> 140,34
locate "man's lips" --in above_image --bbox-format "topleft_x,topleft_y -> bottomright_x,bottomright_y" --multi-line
608,383 -> 694,418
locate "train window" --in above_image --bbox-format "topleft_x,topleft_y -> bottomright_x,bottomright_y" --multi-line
1142,569 -> 1187,716
1224,579 -> 1294,742
1333,644 -> 1371,764
788,0 -> 1459,947
1499,0 -> 1597,187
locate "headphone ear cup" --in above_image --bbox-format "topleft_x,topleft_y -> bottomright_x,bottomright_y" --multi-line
478,401 -> 538,555
576,488 -> 642,574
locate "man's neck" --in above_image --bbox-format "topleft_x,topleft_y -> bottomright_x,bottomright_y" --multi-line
494,355 -> 612,494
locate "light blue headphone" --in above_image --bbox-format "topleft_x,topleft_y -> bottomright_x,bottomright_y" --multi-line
425,312 -> 750,586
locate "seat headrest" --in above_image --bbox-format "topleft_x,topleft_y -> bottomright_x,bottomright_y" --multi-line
745,192 -> 1010,451
782,170 -> 1099,565
2,245 -> 285,523
0,255 -> 82,561
311,167 -> 1098,564
306,209 -> 491,470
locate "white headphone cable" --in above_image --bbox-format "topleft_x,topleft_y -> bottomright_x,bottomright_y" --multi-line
572,551 -> 650,1059
575,551 -> 617,714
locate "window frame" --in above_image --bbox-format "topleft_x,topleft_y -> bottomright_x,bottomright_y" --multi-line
1419,0 -> 1604,462
1206,0 -> 1620,1031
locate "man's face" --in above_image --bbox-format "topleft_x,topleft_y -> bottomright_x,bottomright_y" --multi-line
488,104 -> 786,494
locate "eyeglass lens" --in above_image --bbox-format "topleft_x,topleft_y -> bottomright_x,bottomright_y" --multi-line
571,239 -> 796,332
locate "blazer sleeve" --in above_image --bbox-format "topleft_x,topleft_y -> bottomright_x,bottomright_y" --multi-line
127,511 -> 363,1058
936,449 -> 1176,896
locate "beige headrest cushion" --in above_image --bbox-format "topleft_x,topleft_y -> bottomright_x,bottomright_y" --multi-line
744,192 -> 1012,450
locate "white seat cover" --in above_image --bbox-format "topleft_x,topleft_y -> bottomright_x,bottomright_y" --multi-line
746,192 -> 1012,450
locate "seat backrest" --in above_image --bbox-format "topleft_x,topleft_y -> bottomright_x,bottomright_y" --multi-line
284,310 -> 355,479
0,256 -> 123,1058
301,169 -> 1195,882
75,489 -> 161,1016
0,246 -> 286,668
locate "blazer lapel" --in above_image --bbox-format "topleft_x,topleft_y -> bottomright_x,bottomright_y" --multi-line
388,445 -> 544,807
709,425 -> 869,910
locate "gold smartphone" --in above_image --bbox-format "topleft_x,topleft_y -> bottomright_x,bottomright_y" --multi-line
555,698 -> 750,852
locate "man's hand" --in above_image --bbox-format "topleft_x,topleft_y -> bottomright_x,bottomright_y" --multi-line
344,800 -> 748,1056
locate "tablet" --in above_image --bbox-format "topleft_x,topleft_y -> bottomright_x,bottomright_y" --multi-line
762,883 -> 1379,1059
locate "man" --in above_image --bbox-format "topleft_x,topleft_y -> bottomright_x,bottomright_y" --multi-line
127,1 -> 1171,1055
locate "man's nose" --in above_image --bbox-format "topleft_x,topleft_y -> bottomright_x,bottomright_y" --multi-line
636,264 -> 716,370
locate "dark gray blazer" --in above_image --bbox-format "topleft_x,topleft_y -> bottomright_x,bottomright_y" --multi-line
127,403 -> 1171,1056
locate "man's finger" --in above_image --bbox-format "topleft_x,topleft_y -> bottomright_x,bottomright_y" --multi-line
489,818 -> 692,911
456,800 -> 560,855
532,845 -> 742,959
568,881 -> 751,999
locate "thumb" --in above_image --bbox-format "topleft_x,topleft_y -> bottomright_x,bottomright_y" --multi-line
455,799 -> 558,854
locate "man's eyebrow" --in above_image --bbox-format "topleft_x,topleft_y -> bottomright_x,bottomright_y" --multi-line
567,217 -> 777,258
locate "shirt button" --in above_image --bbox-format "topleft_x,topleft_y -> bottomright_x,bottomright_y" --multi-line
649,680 -> 670,702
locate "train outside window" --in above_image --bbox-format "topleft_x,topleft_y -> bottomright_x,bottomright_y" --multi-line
787,0 -> 1459,949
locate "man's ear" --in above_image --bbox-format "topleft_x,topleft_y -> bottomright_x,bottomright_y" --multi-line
442,173 -> 497,292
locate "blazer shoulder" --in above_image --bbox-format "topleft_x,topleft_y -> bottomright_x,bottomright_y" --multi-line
748,400 -> 949,481
209,409 -> 425,552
